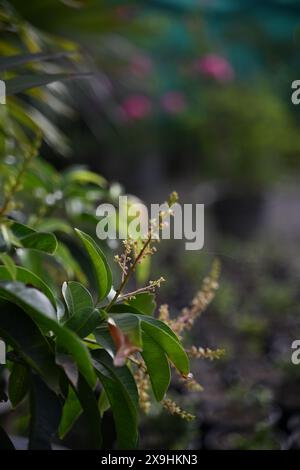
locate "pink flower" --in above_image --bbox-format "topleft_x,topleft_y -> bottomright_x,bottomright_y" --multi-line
121,95 -> 152,120
161,91 -> 187,114
194,54 -> 235,82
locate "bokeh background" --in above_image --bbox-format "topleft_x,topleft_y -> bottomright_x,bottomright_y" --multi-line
3,0 -> 300,449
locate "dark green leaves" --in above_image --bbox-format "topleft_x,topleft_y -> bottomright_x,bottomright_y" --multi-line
107,314 -> 142,366
140,317 -> 189,376
29,375 -> 62,450
59,386 -> 82,439
74,229 -> 112,301
6,73 -> 91,96
126,293 -> 156,316
74,375 -> 102,449
0,300 -> 60,392
96,310 -> 189,402
92,350 -> 138,449
104,312 -> 189,401
0,282 -> 96,388
62,281 -> 100,337
0,266 -> 56,308
9,222 -> 57,254
0,51 -> 71,73
59,376 -> 103,449
0,254 -> 16,280
141,332 -> 170,401
9,363 -> 30,408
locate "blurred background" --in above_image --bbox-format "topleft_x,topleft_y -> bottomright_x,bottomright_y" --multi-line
2,0 -> 300,449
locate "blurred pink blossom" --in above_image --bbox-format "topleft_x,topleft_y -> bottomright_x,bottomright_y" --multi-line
121,95 -> 152,120
194,54 -> 235,82
130,55 -> 153,77
161,91 -> 187,114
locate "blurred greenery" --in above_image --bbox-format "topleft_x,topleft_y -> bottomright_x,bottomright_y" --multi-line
1,0 -> 300,451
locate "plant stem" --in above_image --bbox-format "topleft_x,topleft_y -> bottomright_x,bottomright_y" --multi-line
105,234 -> 152,312
0,132 -> 41,217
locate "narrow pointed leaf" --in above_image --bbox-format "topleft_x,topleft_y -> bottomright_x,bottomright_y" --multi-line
92,349 -> 138,449
29,375 -> 62,450
0,254 -> 16,280
8,363 -> 30,408
62,281 -> 100,337
141,331 -> 170,401
74,375 -> 102,449
140,317 -> 189,376
0,52 -> 71,72
9,222 -> 57,254
59,386 -> 82,440
0,266 -> 56,308
6,72 -> 91,96
74,229 -> 112,301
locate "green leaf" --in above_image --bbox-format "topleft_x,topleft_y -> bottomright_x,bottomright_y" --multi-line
65,168 -> 107,188
112,313 -> 142,348
94,324 -> 115,357
0,254 -> 16,280
109,304 -> 141,315
98,389 -> 110,417
34,218 -> 73,235
55,242 -> 88,285
19,232 -> 58,254
9,222 -> 57,254
73,375 -> 102,449
62,281 -> 100,337
0,266 -> 57,308
126,293 -> 156,316
141,331 -> 170,401
6,72 -> 91,96
92,349 -> 138,449
59,386 -> 82,440
74,229 -> 112,301
140,317 -> 190,376
29,375 -> 62,450
55,349 -> 78,388
0,300 -> 60,392
140,316 -> 182,343
0,51 -> 71,72
0,282 -> 96,388
0,226 -> 11,253
8,363 -> 30,408
62,281 -> 93,318
9,222 -> 34,239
